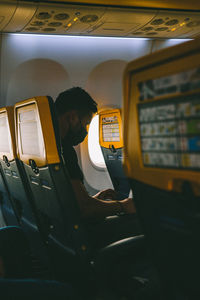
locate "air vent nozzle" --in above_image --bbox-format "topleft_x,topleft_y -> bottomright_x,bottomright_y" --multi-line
80,15 -> 98,23
37,12 -> 51,20
54,13 -> 69,20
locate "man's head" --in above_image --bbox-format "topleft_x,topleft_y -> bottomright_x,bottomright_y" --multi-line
55,87 -> 97,146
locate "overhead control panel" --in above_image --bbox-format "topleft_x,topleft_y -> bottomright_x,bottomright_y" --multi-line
0,1 -> 200,38
130,11 -> 200,39
21,3 -> 106,35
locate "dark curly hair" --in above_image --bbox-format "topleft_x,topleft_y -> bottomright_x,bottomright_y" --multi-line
54,87 -> 97,116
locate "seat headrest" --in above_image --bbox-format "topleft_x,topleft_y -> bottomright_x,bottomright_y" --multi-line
0,107 -> 16,161
123,39 -> 200,196
14,96 -> 60,167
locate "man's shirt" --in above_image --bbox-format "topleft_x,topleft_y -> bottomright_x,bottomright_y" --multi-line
62,141 -> 84,183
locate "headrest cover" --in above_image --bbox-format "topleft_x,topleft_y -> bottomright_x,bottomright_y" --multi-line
99,109 -> 123,149
0,107 -> 16,161
15,97 -> 60,167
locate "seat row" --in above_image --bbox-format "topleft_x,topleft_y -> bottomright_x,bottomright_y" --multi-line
0,96 -> 145,297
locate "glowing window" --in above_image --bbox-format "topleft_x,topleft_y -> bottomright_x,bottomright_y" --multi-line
88,114 -> 106,169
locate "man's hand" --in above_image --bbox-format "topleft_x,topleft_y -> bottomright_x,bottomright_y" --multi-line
94,189 -> 117,200
120,198 -> 136,214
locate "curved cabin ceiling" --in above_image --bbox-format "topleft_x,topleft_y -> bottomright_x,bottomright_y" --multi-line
0,0 -> 200,38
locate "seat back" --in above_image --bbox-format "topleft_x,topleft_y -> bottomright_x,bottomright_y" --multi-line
99,109 -> 130,199
123,39 -> 200,298
0,107 -> 41,228
0,106 -> 51,276
0,107 -> 23,225
14,96 -> 91,278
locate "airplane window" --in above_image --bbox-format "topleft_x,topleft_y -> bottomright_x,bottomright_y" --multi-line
88,114 -> 106,169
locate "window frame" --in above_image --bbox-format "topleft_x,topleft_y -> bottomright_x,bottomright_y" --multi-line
87,113 -> 107,170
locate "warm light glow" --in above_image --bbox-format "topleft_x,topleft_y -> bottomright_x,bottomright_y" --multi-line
180,22 -> 185,27
171,28 -> 177,32
168,39 -> 191,41
88,115 -> 106,169
9,32 -> 151,41
73,17 -> 78,21
67,23 -> 72,27
8,33 -> 191,43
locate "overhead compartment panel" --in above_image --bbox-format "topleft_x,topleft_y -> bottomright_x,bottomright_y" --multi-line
21,3 -> 106,35
3,2 -> 38,32
87,8 -> 156,36
0,1 -> 17,31
130,11 -> 200,38
1,1 -> 200,39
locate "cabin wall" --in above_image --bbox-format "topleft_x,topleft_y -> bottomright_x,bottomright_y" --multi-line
0,33 -> 187,194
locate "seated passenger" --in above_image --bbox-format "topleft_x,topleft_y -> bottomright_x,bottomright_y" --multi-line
54,87 -> 136,219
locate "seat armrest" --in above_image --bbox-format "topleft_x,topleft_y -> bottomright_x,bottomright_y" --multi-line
98,235 -> 145,256
93,235 -> 146,273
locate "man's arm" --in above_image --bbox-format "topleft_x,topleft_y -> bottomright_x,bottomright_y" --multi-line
70,179 -> 136,218
93,189 -> 117,200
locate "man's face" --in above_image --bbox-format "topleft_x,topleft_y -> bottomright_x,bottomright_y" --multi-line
61,110 -> 93,146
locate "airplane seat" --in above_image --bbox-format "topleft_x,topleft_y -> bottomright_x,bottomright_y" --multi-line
0,106 -> 51,279
0,107 -> 26,226
14,96 -> 93,282
14,96 -> 148,293
99,109 -> 131,199
97,109 -> 143,247
123,39 -> 200,298
0,163 -> 17,226
130,180 -> 200,299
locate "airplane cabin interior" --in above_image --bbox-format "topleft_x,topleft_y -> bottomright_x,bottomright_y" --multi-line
0,0 -> 200,299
